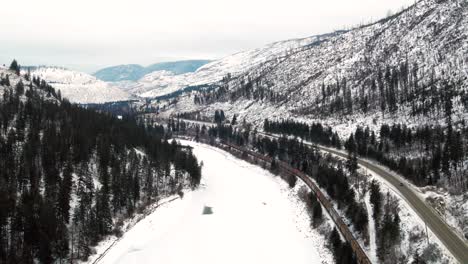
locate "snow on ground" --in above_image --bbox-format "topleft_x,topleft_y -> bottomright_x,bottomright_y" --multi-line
93,140 -> 333,264
364,192 -> 378,263
280,133 -> 455,263
85,195 -> 182,264
115,34 -> 325,98
358,154 -> 468,245
133,148 -> 146,157
28,67 -> 131,104
418,186 -> 468,241
364,168 -> 456,264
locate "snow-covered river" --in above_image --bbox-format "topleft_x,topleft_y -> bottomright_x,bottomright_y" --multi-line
97,140 -> 331,264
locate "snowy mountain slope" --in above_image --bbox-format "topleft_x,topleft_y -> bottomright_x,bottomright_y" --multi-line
153,2 -> 468,245
0,67 -> 60,104
119,33 -> 337,98
94,60 -> 211,82
145,60 -> 212,75
92,140 -> 334,264
115,70 -> 197,98
28,67 -> 131,104
163,0 -> 468,137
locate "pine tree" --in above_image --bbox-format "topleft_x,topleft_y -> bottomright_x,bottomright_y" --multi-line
57,160 -> 73,224
54,221 -> 69,262
15,80 -> 25,95
346,152 -> 358,175
312,202 -> 323,226
9,59 -> 20,75
4,75 -> 10,86
330,227 -> 342,257
369,180 -> 382,220
287,174 -> 297,188
270,158 -> 279,174
231,114 -> 237,125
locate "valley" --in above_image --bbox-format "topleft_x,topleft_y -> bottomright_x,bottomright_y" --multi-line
91,140 -> 333,264
1,0 -> 467,263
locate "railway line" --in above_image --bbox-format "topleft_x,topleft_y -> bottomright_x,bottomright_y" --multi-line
255,132 -> 468,264
175,135 -> 372,264
218,141 -> 372,264
171,118 -> 468,263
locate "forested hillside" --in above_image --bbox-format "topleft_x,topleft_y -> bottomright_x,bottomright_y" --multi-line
0,63 -> 201,263
169,0 -> 467,130
156,0 -> 468,238
168,118 -> 455,263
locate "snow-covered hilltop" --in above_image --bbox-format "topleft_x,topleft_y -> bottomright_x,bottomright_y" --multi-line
162,0 -> 467,135
28,67 -> 131,104
115,34 -> 331,98
94,60 -> 211,82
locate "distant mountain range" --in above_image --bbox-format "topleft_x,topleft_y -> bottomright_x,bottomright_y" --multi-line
93,60 -> 211,82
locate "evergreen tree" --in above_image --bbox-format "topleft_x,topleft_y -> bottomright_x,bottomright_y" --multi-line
369,180 -> 382,220
57,160 -> 73,224
9,59 -> 20,75
346,152 -> 358,175
231,114 -> 237,125
15,80 -> 25,95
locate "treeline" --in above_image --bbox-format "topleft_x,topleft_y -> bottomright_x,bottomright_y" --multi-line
201,123 -> 366,264
0,65 -> 201,263
263,119 -> 341,148
369,180 -> 401,262
262,116 -> 466,192
345,122 -> 467,191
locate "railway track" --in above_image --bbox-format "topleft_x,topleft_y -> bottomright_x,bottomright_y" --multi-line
171,119 -> 468,263
176,136 -> 372,264
256,132 -> 468,264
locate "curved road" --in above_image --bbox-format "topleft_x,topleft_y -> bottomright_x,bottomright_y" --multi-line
314,145 -> 468,264
179,119 -> 468,263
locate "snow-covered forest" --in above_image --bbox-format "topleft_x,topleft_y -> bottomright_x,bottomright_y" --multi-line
1,0 -> 468,263
0,65 -> 201,263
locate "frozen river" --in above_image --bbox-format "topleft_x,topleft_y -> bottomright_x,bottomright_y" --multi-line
97,140 -> 330,264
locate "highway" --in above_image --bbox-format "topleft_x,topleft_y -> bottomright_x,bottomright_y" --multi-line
258,130 -> 468,264
178,119 -> 468,263
315,145 -> 468,264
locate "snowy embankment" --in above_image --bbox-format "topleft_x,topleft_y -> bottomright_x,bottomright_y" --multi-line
91,140 -> 333,264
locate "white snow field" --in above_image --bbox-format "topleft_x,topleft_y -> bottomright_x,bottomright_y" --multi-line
95,140 -> 331,264
27,67 -> 131,104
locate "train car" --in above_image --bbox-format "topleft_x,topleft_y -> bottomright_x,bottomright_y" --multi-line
198,139 -> 372,264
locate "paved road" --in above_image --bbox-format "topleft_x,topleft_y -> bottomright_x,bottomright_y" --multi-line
179,119 -> 468,263
317,145 -> 468,264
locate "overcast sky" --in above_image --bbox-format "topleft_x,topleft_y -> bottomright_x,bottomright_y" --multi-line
0,0 -> 415,73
